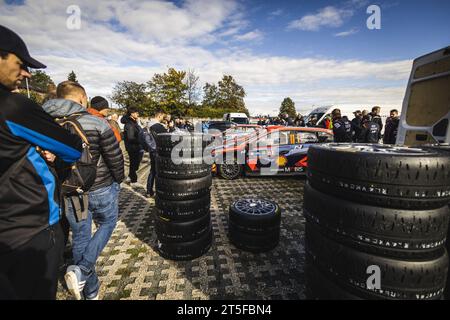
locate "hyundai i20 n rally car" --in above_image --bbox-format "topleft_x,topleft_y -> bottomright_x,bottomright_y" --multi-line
211,126 -> 333,179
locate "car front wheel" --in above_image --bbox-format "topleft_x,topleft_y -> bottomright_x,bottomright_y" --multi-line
218,163 -> 243,180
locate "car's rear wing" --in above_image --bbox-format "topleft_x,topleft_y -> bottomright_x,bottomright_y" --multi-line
396,46 -> 450,146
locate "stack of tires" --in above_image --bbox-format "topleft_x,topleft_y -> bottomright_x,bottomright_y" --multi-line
423,144 -> 450,299
154,133 -> 213,261
304,143 -> 450,300
228,198 -> 281,253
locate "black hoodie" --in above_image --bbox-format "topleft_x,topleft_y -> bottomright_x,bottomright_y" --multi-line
121,114 -> 142,153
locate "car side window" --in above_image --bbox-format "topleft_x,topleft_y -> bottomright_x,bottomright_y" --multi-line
299,132 -> 318,143
265,131 -> 289,145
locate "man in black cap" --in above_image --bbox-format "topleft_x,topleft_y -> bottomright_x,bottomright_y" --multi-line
0,25 -> 83,299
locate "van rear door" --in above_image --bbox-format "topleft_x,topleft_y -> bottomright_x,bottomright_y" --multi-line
397,46 -> 450,146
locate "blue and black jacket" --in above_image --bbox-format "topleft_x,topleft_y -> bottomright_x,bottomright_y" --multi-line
0,84 -> 82,254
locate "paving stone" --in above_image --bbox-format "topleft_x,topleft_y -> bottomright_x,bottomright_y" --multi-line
57,168 -> 306,300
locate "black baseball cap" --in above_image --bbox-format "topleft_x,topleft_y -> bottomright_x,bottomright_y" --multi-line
0,25 -> 46,69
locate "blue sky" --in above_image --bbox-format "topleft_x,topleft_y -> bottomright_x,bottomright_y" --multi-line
1,0 -> 449,116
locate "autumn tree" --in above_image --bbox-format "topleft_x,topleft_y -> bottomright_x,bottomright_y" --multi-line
147,68 -> 188,116
185,69 -> 201,107
29,70 -> 54,93
110,81 -> 154,116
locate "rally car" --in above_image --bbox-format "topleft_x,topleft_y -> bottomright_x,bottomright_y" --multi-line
211,126 -> 333,179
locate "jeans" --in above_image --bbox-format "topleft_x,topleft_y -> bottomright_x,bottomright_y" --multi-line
128,151 -> 143,183
146,152 -> 156,195
66,182 -> 120,295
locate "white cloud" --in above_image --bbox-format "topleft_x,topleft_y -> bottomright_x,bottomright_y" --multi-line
288,6 -> 353,31
334,28 -> 359,37
233,29 -> 264,42
0,0 -> 412,116
270,9 -> 283,17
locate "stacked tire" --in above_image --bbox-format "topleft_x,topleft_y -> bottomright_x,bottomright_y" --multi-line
422,144 -> 450,299
304,143 -> 450,300
154,133 -> 214,261
228,198 -> 281,253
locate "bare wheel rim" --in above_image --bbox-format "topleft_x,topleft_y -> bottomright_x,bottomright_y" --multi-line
234,199 -> 276,216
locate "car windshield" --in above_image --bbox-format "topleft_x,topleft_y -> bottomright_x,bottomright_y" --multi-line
304,112 -> 324,124
231,117 -> 249,124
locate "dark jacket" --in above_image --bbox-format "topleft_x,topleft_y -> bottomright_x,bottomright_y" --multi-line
351,116 -> 362,142
0,85 -> 82,253
383,117 -> 399,144
333,117 -> 353,142
371,113 -> 383,140
42,99 -> 124,191
121,115 -> 143,153
358,121 -> 381,143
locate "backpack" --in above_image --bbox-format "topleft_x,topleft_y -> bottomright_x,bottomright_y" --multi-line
138,127 -> 157,153
55,113 -> 97,196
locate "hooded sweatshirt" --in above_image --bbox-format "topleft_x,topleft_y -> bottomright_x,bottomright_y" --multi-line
121,114 -> 142,153
42,99 -> 124,191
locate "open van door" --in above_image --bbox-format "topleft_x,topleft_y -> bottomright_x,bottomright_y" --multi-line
396,46 -> 450,146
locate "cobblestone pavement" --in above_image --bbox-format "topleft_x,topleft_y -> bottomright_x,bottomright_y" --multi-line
58,156 -> 307,300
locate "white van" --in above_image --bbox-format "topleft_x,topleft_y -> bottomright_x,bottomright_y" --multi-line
396,46 -> 450,145
304,106 -> 352,127
223,113 -> 249,124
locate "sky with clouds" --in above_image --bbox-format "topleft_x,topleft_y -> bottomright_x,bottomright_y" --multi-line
1,0 -> 449,116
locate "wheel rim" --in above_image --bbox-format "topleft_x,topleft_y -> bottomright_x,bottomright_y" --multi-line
221,164 -> 240,178
234,199 -> 276,216
322,143 -> 432,155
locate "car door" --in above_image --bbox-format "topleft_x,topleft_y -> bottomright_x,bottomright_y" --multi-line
250,130 -> 292,174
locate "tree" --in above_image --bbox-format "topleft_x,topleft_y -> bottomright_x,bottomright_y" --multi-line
202,82 -> 219,108
217,75 -> 247,114
279,97 -> 296,118
110,81 -> 154,116
185,69 -> 201,107
29,70 -> 54,93
67,70 -> 78,83
147,68 -> 188,116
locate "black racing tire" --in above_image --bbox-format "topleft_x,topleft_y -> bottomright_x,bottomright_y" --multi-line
156,155 -> 210,180
304,182 -> 450,259
157,133 -> 213,158
305,222 -> 448,300
305,257 -> 362,300
155,194 -> 211,221
218,163 -> 243,180
307,144 -> 450,210
156,175 -> 212,200
155,212 -> 211,243
228,223 -> 280,253
229,198 -> 281,230
157,226 -> 213,261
